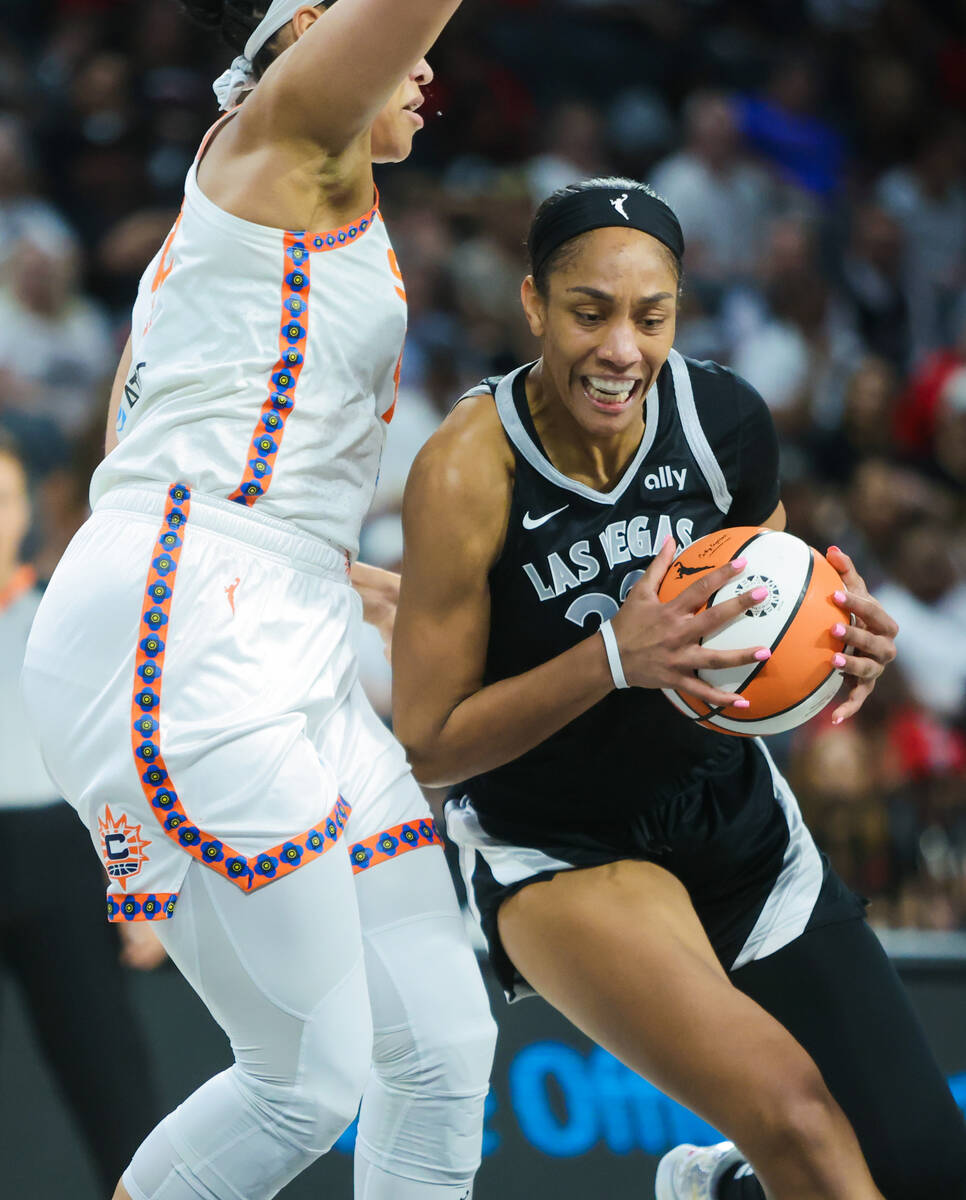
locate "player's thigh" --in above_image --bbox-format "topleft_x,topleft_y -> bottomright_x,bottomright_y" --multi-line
497,858 -> 836,1145
355,844 -> 494,1042
732,917 -> 966,1198
156,846 -> 370,1073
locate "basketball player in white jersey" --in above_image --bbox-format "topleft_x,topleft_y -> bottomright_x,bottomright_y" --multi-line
21,3 -> 495,1199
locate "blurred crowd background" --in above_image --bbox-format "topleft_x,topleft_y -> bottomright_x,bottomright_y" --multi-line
1,0 -> 965,933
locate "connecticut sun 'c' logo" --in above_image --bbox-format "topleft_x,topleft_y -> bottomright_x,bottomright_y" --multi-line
98,806 -> 150,890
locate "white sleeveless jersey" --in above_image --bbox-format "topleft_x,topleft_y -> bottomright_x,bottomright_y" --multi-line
90,119 -> 407,557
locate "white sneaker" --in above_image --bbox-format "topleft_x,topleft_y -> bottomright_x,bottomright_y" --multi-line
654,1141 -> 747,1200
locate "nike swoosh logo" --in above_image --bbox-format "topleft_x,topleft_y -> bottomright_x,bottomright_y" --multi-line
522,505 -> 569,530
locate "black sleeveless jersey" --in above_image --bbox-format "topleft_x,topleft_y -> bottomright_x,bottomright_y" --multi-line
458,349 -> 782,841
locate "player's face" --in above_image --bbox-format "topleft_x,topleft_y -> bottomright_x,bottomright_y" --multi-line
0,452 -> 29,573
370,59 -> 432,164
523,227 -> 678,440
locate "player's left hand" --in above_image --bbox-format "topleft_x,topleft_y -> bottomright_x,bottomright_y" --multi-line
826,545 -> 898,724
118,921 -> 168,971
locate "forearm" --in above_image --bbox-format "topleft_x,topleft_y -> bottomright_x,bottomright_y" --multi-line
400,630 -> 615,787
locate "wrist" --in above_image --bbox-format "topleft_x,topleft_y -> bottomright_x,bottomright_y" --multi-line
599,619 -> 629,690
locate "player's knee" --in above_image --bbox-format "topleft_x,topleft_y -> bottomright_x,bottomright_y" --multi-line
742,1060 -> 844,1169
239,1024 -> 370,1156
375,999 -> 496,1099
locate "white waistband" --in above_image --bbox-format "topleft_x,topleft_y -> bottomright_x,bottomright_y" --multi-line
94,484 -> 351,580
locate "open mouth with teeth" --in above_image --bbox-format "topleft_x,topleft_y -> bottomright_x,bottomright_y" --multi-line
581,375 -> 643,412
402,95 -> 425,127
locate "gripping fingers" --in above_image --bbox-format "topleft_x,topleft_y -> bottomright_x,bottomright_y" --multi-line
695,644 -> 771,672
834,588 -> 899,639
673,554 -> 749,614
674,671 -> 751,710
693,583 -> 771,639
640,534 -> 679,594
832,651 -> 882,681
831,620 -> 896,665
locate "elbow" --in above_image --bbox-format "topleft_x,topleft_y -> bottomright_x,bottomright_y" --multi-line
399,737 -> 459,790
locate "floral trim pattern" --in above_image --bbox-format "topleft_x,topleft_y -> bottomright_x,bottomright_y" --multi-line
303,196 -> 379,254
108,893 -> 178,923
229,232 -> 311,506
226,194 -> 381,509
128,483 -> 352,914
349,818 -> 441,874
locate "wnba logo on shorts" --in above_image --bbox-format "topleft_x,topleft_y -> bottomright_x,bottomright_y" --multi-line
98,805 -> 151,890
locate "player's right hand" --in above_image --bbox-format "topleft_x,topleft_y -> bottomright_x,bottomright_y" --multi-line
610,536 -> 771,707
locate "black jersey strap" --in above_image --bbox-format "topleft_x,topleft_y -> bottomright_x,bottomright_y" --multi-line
493,364 -> 660,506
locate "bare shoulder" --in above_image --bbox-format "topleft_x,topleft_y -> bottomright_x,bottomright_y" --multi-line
404,392 -> 514,565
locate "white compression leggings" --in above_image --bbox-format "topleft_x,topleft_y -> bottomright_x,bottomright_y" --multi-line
122,843 -> 495,1200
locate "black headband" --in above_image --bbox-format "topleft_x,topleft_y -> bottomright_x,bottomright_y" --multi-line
528,185 -> 685,281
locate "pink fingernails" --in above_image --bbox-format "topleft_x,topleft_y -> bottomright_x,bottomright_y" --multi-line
832,623 -> 846,638
834,590 -> 847,605
833,653 -> 847,668
832,716 -> 844,725
754,648 -> 771,661
828,545 -> 841,555
750,586 -> 769,601
731,557 -> 747,571
733,698 -> 751,709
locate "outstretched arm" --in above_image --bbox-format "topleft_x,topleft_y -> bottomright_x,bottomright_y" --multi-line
248,0 -> 463,152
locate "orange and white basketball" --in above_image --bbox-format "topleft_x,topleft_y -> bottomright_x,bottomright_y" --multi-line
656,526 -> 847,736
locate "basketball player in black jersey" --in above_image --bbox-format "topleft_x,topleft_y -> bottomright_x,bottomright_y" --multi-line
393,179 -> 966,1200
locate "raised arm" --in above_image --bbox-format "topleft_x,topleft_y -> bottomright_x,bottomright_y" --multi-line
248,0 -> 462,152
393,399 -> 770,788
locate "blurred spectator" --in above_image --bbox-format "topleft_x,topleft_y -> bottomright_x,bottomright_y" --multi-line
650,91 -> 773,290
729,215 -> 862,433
844,457 -> 954,581
792,724 -> 894,909
837,204 -> 910,372
0,114 -> 73,271
525,99 -> 610,205
876,120 -> 966,359
875,519 -> 966,721
893,304 -> 966,458
0,222 -> 113,438
806,356 -> 900,484
0,430 -> 165,1194
734,53 -> 845,200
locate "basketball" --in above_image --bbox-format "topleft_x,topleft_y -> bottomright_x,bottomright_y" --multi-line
657,526 -> 847,736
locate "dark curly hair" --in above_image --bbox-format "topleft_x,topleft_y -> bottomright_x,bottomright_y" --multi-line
179,1 -> 328,79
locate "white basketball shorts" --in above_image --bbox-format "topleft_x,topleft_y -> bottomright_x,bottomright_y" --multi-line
21,483 -> 440,922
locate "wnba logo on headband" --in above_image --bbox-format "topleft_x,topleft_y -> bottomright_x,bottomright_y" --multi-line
528,178 -> 685,281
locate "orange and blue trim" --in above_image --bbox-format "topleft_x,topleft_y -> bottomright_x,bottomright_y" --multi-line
109,893 -> 178,922
227,194 -> 381,508
116,483 -> 352,923
349,818 -> 441,874
228,233 -> 310,506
